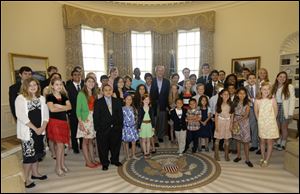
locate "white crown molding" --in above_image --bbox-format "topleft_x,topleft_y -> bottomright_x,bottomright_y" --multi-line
57,1 -> 249,17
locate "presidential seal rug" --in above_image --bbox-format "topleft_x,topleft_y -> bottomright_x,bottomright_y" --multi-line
118,148 -> 221,191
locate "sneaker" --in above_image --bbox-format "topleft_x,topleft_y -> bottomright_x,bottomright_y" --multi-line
245,161 -> 253,167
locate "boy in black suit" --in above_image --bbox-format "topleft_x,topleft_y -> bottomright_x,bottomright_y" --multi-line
65,69 -> 84,154
93,85 -> 123,171
9,66 -> 32,120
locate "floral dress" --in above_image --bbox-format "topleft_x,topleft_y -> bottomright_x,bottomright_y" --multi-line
122,106 -> 139,142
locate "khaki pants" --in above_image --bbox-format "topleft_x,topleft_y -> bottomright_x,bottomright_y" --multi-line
175,130 -> 187,154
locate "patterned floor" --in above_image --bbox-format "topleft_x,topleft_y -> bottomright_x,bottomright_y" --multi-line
26,137 -> 299,193
118,148 -> 221,191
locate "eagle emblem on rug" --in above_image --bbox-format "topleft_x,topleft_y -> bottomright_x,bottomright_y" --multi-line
144,156 -> 197,178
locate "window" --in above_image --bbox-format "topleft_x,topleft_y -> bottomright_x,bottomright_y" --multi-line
81,25 -> 105,85
177,28 -> 200,81
131,31 -> 152,81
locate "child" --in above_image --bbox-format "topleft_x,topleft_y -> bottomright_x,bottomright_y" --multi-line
170,98 -> 187,156
254,82 -> 279,167
168,84 -> 180,144
15,78 -> 49,188
76,76 -> 100,168
180,79 -> 196,110
122,94 -> 139,160
245,73 -> 260,153
271,71 -> 295,150
198,95 -> 212,152
214,89 -> 234,161
46,78 -> 72,176
232,88 -> 253,167
184,98 -> 201,153
137,94 -> 155,158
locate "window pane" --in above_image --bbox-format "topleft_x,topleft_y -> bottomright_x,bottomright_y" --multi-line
177,28 -> 200,77
81,26 -> 105,77
131,31 -> 152,81
178,33 -> 186,46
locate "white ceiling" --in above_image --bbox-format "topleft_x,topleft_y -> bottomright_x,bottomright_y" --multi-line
61,1 -> 246,17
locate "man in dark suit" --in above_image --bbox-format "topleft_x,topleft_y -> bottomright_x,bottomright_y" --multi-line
204,70 -> 221,98
150,65 -> 170,143
65,69 -> 84,154
93,85 -> 123,171
196,63 -> 211,85
40,66 -> 58,92
9,66 -> 32,120
237,67 -> 251,88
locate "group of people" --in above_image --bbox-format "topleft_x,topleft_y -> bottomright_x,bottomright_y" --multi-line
9,63 -> 295,189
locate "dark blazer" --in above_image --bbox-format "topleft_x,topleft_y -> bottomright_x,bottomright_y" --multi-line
205,81 -> 221,98
65,79 -> 84,115
40,78 -> 50,92
137,107 -> 155,129
93,97 -> 123,134
196,75 -> 211,85
150,77 -> 170,112
170,109 -> 187,131
9,82 -> 22,120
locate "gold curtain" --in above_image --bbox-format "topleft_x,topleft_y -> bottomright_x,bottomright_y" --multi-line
63,4 -> 215,78
151,31 -> 177,78
65,25 -> 84,79
104,30 -> 132,76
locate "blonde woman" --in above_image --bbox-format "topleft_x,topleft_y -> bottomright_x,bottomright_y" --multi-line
15,78 -> 49,188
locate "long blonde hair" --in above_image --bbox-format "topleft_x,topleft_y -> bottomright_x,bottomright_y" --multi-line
20,78 -> 41,100
168,84 -> 179,107
256,81 -> 273,99
49,77 -> 68,97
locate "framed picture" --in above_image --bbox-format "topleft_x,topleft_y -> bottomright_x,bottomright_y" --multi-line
231,56 -> 260,80
9,53 -> 49,84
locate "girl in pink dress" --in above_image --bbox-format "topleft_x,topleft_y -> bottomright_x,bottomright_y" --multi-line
214,89 -> 234,161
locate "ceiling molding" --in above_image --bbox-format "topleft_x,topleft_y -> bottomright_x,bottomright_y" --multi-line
58,1 -> 248,17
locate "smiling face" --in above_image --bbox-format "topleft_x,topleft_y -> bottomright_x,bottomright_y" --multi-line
103,85 -> 113,97
86,77 -> 95,90
28,80 -> 38,96
277,72 -> 287,85
221,90 -> 230,102
52,79 -> 63,93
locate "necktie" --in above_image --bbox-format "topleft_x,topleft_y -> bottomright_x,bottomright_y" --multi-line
205,76 -> 207,83
77,84 -> 81,92
250,86 -> 254,98
107,99 -> 112,115
212,82 -> 216,96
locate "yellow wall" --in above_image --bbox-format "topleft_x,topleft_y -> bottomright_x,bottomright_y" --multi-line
214,1 -> 299,81
1,1 -> 65,106
1,1 -> 298,137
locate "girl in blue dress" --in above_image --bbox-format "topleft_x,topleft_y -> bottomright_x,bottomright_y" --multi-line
122,94 -> 139,160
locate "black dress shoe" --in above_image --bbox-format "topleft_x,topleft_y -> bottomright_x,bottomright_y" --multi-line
31,175 -> 48,180
256,149 -> 261,155
154,143 -> 160,147
111,162 -> 122,166
249,147 -> 258,152
25,182 -> 36,188
158,138 -> 164,143
73,150 -> 80,154
233,157 -> 242,162
102,166 -> 108,171
245,160 -> 254,167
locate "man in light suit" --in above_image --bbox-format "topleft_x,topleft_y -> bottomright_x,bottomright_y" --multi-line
150,65 -> 170,143
245,73 -> 260,153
